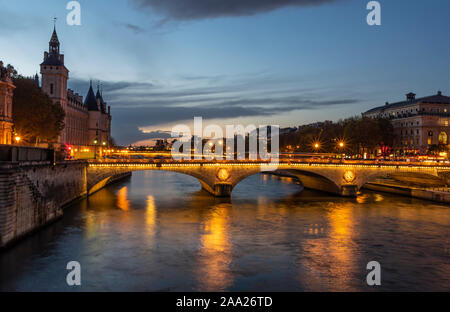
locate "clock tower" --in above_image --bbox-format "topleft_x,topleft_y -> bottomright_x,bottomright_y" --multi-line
40,25 -> 69,143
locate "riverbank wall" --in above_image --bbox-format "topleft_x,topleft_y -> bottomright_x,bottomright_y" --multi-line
0,160 -> 130,249
364,182 -> 450,204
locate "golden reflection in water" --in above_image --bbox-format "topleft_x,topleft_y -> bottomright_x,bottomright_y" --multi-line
197,204 -> 233,291
300,202 -> 356,291
356,194 -> 369,204
84,211 -> 98,239
326,203 -> 355,289
356,193 -> 384,204
374,194 -> 384,202
117,186 -> 130,211
146,195 -> 156,238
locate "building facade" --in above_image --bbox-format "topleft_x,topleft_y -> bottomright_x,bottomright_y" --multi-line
363,92 -> 450,154
0,61 -> 15,145
39,27 -> 111,150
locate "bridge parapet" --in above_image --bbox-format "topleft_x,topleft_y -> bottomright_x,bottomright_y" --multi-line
88,161 -> 450,197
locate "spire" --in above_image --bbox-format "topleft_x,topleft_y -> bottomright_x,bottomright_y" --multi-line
49,18 -> 60,55
95,81 -> 107,114
96,81 -> 102,99
34,73 -> 39,87
85,83 -> 99,111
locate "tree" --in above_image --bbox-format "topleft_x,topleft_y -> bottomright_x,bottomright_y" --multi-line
12,77 -> 65,145
279,116 -> 395,157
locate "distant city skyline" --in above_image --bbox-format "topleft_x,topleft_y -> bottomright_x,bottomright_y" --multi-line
1,0 -> 450,145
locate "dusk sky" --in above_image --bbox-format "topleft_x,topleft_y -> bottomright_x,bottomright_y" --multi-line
1,0 -> 450,145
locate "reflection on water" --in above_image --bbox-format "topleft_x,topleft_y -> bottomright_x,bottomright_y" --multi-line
197,203 -> 233,291
117,186 -> 130,211
0,172 -> 449,291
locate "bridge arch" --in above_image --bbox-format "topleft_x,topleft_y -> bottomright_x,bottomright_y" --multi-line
279,169 -> 342,195
87,165 -> 220,196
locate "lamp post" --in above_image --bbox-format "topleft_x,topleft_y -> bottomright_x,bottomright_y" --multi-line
93,139 -> 98,159
338,141 -> 345,160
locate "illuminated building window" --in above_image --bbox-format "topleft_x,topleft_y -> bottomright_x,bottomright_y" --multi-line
439,132 -> 448,145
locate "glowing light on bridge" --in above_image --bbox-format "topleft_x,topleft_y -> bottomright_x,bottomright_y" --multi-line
217,168 -> 230,181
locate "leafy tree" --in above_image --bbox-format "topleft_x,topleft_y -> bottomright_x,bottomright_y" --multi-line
279,116 -> 395,156
12,77 -> 65,145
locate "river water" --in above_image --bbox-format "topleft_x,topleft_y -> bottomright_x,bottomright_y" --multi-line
0,171 -> 449,291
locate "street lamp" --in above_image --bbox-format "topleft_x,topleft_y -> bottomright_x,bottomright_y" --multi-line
93,139 -> 98,159
338,141 -> 345,160
15,136 -> 21,144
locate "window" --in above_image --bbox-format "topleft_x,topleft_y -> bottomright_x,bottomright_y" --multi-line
428,137 -> 432,145
445,121 -> 449,127
50,83 -> 54,95
439,132 -> 448,145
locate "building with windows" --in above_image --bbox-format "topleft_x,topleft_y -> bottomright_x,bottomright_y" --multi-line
0,61 -> 15,145
39,26 -> 111,151
363,92 -> 450,154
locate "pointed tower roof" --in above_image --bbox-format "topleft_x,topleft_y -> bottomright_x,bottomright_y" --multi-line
42,22 -> 64,66
96,83 -> 107,113
85,81 -> 99,111
50,26 -> 60,46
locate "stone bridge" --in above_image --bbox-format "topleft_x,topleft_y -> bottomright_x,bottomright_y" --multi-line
87,161 -> 450,197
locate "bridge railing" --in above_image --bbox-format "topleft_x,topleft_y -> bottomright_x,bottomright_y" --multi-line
87,158 -> 450,168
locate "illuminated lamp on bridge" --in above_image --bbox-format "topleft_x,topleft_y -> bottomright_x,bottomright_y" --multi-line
217,168 -> 230,181
343,170 -> 356,183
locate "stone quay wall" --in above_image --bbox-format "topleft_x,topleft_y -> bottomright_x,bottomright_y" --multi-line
0,161 -> 129,248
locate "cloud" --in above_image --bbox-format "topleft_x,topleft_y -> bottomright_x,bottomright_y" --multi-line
68,74 -> 360,145
131,0 -> 340,21
114,22 -> 147,34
